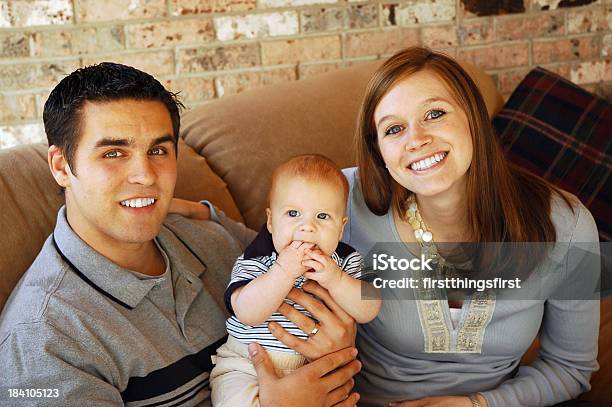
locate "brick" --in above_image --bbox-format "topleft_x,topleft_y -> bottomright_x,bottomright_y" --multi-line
214,12 -> 298,41
541,62 -> 572,80
298,61 -> 344,78
344,28 -> 420,58
214,67 -> 295,97
31,26 -> 125,57
0,123 -> 46,149
457,18 -> 494,45
383,0 -> 456,26
178,44 -> 259,73
78,0 -> 166,23
533,36 -> 600,64
301,8 -> 345,32
300,4 -> 378,33
0,59 -> 79,90
5,0 -> 72,27
127,19 -> 214,49
496,68 -> 530,94
261,35 -> 340,65
0,93 -> 37,121
495,12 -> 564,41
457,43 -> 529,70
571,59 -> 611,83
0,32 -> 30,58
258,0 -> 338,7
82,51 -> 175,77
603,33 -> 612,56
0,3 -> 9,28
162,77 -> 216,104
347,4 -> 379,29
422,24 -> 458,49
567,6 -> 610,33
170,0 -> 256,15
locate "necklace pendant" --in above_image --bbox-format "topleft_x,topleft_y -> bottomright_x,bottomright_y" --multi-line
414,229 -> 424,239
422,231 -> 433,242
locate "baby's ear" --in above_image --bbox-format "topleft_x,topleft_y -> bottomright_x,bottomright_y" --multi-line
339,216 -> 348,238
266,208 -> 273,233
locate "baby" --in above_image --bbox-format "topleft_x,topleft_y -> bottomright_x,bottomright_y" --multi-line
207,154 -> 380,406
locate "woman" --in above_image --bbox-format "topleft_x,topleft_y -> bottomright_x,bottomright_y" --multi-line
344,47 -> 601,407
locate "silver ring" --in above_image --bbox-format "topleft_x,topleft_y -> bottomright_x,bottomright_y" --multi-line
309,323 -> 319,337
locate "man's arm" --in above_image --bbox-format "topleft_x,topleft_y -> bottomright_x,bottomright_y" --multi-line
169,198 -> 256,250
0,321 -> 123,406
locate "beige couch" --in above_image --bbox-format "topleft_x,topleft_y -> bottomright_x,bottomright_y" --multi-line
0,60 -> 609,404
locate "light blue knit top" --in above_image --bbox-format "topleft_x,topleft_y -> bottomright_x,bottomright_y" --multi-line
342,167 -> 600,407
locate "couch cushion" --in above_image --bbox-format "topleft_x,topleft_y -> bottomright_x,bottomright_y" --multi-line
181,59 -> 503,230
0,138 -> 242,311
493,67 -> 611,242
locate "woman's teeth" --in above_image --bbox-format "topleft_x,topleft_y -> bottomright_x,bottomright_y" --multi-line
410,152 -> 447,171
120,198 -> 156,208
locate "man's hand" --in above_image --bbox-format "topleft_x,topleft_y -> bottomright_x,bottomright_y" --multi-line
302,249 -> 344,291
250,343 -> 361,407
270,280 -> 356,361
275,241 -> 315,280
168,198 -> 210,220
389,394 -> 488,407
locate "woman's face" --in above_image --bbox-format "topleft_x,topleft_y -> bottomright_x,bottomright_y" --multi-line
374,69 -> 473,199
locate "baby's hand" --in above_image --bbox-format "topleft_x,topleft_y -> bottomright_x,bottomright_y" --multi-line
302,250 -> 344,291
169,198 -> 210,220
275,241 -> 315,279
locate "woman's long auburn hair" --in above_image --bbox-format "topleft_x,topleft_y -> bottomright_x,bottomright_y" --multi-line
356,46 -> 572,243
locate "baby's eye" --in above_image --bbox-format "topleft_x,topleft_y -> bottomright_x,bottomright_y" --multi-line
425,109 -> 446,120
385,125 -> 404,136
287,210 -> 300,217
104,150 -> 124,158
317,213 -> 330,220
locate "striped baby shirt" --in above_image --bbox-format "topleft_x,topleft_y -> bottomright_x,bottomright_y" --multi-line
223,226 -> 363,353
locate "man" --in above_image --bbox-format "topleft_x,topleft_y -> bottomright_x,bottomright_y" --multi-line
0,63 -> 360,406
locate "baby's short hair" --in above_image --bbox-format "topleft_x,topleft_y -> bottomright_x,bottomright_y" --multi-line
269,154 -> 349,205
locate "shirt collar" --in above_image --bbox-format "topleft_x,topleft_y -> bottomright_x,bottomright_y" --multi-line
53,206 -> 172,309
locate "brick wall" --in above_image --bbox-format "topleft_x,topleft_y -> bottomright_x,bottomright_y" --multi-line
0,0 -> 610,149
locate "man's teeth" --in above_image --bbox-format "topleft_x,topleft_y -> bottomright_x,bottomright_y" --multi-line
120,198 -> 156,208
410,152 -> 447,171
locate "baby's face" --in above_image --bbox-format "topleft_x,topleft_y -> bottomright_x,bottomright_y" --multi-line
266,176 -> 347,255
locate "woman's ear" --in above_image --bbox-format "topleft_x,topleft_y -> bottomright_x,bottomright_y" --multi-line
48,145 -> 72,188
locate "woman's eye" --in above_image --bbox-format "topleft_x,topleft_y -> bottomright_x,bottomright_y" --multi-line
150,147 -> 166,155
317,213 -> 330,220
385,125 -> 403,136
287,210 -> 300,217
104,150 -> 124,158
426,109 -> 446,120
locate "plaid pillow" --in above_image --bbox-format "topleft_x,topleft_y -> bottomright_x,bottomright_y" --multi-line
493,67 -> 611,242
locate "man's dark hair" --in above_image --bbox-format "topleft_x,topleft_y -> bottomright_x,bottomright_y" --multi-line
43,62 -> 183,174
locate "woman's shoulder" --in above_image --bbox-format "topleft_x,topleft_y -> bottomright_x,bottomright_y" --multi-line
549,190 -> 598,243
342,166 -> 359,187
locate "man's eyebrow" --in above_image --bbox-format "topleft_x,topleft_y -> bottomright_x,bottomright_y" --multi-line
94,138 -> 135,148
93,135 -> 174,149
150,135 -> 174,147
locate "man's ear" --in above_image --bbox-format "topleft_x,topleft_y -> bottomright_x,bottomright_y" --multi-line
48,145 -> 72,188
266,208 -> 273,233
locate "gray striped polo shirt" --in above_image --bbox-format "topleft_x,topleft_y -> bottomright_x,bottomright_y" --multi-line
0,206 -> 255,406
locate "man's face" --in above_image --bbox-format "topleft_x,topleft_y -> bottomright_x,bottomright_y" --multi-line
58,99 -> 177,251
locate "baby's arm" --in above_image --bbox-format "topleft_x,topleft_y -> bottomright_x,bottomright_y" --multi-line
303,251 -> 381,324
232,241 -> 313,326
